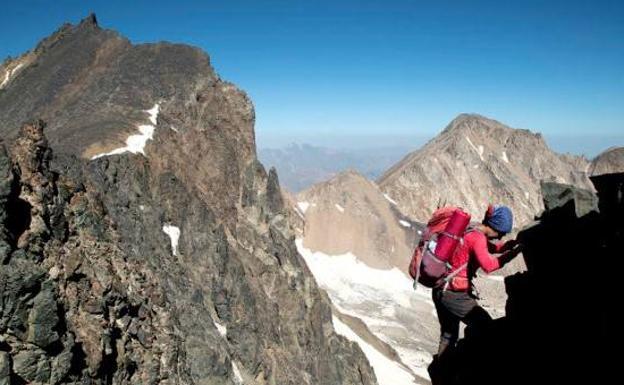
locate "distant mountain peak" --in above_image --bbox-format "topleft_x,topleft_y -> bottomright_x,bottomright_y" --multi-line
333,168 -> 368,181
379,114 -> 592,225
442,113 -> 504,134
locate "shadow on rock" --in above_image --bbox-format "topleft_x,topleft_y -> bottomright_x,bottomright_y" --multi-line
428,172 -> 621,385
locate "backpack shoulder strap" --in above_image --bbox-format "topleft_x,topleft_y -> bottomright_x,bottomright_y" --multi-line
441,262 -> 468,291
464,223 -> 480,234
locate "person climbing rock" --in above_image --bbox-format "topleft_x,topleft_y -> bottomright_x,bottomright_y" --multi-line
431,204 -> 523,357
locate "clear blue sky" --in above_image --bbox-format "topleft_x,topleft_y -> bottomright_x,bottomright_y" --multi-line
1,0 -> 623,156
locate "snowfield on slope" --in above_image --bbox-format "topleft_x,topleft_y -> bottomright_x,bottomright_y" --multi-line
296,239 -> 438,382
1,63 -> 24,88
332,316 -> 420,385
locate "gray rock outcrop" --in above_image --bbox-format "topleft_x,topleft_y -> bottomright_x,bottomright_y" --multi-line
589,146 -> 624,176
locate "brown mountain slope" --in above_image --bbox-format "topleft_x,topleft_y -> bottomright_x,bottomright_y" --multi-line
296,170 -> 421,271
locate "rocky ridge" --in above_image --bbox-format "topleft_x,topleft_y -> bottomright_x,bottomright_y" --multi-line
0,15 -> 377,385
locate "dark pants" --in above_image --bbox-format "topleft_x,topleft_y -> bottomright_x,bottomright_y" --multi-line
432,287 -> 493,354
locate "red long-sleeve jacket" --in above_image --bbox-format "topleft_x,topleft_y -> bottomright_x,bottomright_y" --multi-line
447,229 -> 509,291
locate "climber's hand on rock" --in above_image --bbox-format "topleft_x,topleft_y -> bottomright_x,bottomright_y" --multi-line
505,239 -> 520,249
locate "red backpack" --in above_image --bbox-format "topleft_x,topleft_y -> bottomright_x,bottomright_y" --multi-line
408,207 -> 471,289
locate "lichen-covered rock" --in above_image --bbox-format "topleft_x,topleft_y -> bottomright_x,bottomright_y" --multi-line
12,347 -> 52,383
27,283 -> 60,349
540,181 -> 599,218
0,351 -> 10,385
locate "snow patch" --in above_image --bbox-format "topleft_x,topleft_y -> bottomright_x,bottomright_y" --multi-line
146,104 -> 159,124
0,63 -> 23,89
332,316 -> 419,385
465,136 -> 485,161
214,320 -> 227,337
335,203 -> 345,213
524,192 -> 530,200
296,239 -> 434,381
296,239 -> 433,312
293,206 -> 305,219
162,224 -> 180,256
91,104 -> 160,159
384,194 -> 398,205
417,230 -> 423,235
392,345 -> 436,380
399,220 -> 411,228
473,164 -> 479,169
501,151 -> 509,163
232,361 -> 244,385
382,306 -> 395,318
170,126 -> 179,133
297,201 -> 310,214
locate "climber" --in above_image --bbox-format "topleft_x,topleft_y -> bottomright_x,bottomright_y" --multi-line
431,204 -> 523,357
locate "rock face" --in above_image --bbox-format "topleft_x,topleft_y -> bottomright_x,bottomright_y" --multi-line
589,146 -> 624,176
0,15 -> 376,385
427,174 -> 620,385
297,170 -> 420,271
378,114 -> 592,226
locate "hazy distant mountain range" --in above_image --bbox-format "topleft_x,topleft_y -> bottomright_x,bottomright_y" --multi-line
258,143 -> 411,192
259,135 -> 622,194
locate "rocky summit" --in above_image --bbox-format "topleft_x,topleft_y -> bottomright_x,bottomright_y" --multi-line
378,114 -> 593,226
0,15 -> 377,385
